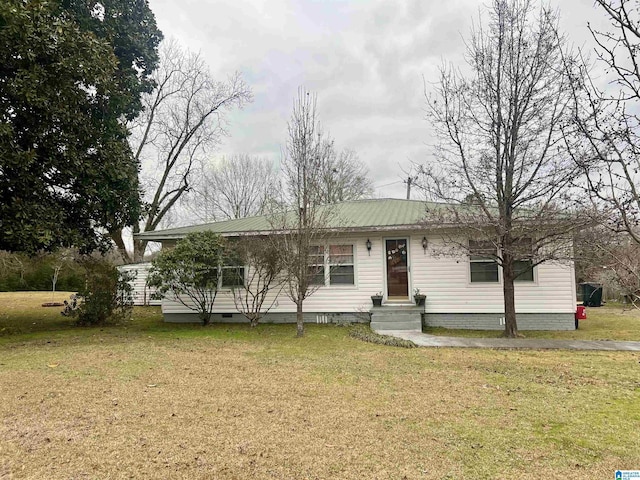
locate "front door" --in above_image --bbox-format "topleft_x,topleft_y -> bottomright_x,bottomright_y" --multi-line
385,239 -> 409,299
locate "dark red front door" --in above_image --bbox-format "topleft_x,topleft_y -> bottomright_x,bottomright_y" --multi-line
386,239 -> 408,298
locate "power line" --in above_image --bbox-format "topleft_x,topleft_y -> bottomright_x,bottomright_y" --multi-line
375,180 -> 403,189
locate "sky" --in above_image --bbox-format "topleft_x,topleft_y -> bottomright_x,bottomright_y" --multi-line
146,0 -> 612,200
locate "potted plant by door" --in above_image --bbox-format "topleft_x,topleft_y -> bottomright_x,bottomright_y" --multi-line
414,288 -> 426,307
371,292 -> 383,307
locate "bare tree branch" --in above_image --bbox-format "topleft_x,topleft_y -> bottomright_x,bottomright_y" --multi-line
270,87 -> 337,337
565,0 -> 640,246
113,39 -> 252,262
316,147 -> 374,203
422,0 -> 583,337
185,154 -> 280,222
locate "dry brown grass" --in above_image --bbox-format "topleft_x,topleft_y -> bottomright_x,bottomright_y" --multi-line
1,293 -> 639,479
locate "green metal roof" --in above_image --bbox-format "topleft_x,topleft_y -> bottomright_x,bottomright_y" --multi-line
135,198 -> 442,241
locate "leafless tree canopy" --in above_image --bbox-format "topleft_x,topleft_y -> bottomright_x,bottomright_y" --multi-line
112,39 -> 252,262
423,0 -> 582,337
574,227 -> 640,307
231,236 -> 284,326
186,154 -> 279,222
566,0 -> 640,244
273,88 -> 336,337
316,147 -> 374,204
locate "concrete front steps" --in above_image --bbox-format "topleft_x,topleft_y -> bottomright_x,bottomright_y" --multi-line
370,304 -> 423,332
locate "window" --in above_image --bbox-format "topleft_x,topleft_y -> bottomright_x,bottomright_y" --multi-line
514,260 -> 534,282
329,245 -> 354,285
513,238 -> 534,282
307,244 -> 355,286
308,245 -> 325,285
221,266 -> 245,287
469,240 -> 498,283
221,251 -> 245,288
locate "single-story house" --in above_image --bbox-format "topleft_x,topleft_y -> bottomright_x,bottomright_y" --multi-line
135,198 -> 578,331
117,262 -> 161,306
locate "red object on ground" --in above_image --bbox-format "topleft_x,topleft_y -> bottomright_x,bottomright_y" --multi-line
575,305 -> 587,320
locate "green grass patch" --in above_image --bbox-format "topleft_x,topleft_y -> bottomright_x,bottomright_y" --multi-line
424,303 -> 640,341
1,292 -> 639,479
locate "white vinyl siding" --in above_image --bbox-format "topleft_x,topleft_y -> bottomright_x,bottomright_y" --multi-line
410,236 -> 575,314
160,233 -> 576,316
117,262 -> 161,306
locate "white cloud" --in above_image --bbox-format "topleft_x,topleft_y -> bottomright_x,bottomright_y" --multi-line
148,0 -> 611,199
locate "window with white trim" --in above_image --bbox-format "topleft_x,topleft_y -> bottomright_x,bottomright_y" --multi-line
513,238 -> 534,282
469,240 -> 499,283
307,244 -> 355,286
221,266 -> 245,287
329,245 -> 354,285
308,245 -> 325,285
221,251 -> 245,288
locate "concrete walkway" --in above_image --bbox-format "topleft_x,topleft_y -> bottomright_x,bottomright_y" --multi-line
383,330 -> 640,351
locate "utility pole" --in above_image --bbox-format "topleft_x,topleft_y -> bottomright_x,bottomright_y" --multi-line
406,176 -> 413,200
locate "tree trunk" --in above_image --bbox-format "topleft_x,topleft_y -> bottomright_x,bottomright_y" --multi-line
502,253 -> 518,338
133,238 -> 148,263
110,229 -> 133,264
296,299 -> 304,337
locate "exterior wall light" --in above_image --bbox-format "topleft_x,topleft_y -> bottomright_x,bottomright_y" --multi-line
366,238 -> 372,255
422,236 -> 428,253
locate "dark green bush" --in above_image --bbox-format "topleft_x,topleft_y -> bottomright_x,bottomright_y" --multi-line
349,324 -> 417,348
66,258 -> 134,326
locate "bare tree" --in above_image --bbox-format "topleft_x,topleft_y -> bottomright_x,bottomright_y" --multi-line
186,154 -> 279,222
423,0 -> 583,337
0,252 -> 27,288
273,88 -> 335,337
565,0 -> 640,245
231,236 -> 284,326
111,39 -> 252,262
574,226 -> 640,307
317,147 -> 374,203
50,248 -> 75,301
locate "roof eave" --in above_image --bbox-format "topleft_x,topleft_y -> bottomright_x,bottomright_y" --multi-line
133,223 -> 440,242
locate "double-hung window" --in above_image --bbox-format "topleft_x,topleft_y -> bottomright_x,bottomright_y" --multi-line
221,251 -> 245,288
468,239 -> 535,283
469,240 -> 499,283
329,245 -> 355,285
308,245 -> 326,285
307,244 -> 355,286
513,238 -> 534,282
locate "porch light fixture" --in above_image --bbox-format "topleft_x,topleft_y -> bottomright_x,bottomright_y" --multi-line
366,238 -> 372,255
422,236 -> 428,253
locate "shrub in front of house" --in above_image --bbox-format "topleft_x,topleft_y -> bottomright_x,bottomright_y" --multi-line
349,324 -> 417,348
62,258 -> 134,326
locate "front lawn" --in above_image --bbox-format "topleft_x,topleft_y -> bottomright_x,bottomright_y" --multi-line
424,304 -> 640,341
1,293 -> 639,479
